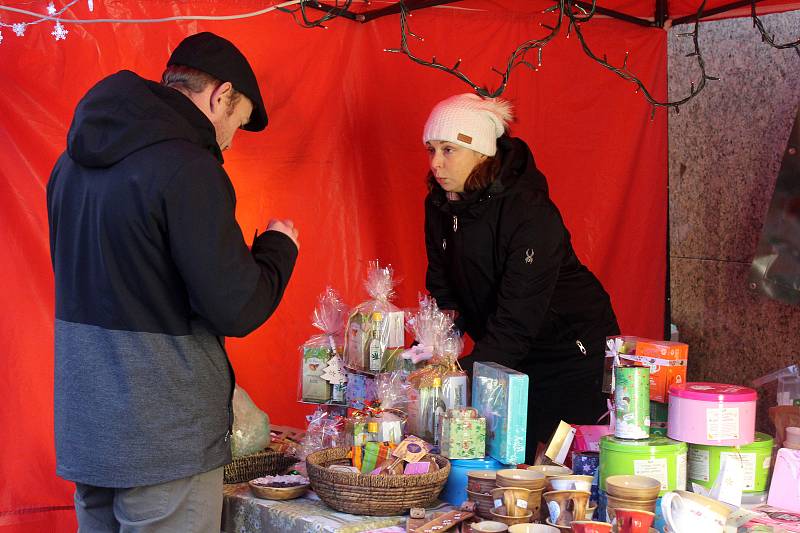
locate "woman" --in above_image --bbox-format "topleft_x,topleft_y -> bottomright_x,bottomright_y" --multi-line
422,93 -> 620,462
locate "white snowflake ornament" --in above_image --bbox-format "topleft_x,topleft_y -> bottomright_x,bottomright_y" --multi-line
47,2 -> 57,15
12,23 -> 26,37
51,21 -> 67,41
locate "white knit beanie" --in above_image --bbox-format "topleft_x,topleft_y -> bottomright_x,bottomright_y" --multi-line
423,93 -> 513,156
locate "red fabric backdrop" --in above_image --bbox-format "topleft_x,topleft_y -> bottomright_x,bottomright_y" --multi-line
0,1 -> 667,529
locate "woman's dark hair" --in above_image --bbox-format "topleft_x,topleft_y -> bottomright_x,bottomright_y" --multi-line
427,151 -> 503,194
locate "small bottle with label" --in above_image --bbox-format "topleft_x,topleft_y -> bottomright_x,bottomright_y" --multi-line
367,421 -> 380,442
368,312 -> 384,372
430,377 -> 447,446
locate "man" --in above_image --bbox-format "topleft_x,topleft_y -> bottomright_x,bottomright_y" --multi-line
47,32 -> 298,532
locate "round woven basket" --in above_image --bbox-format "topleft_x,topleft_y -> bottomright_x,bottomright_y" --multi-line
224,449 -> 299,484
306,447 -> 450,516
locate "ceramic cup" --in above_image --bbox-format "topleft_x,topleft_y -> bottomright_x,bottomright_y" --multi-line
570,521 -> 613,533
491,487 -> 533,518
548,475 -> 593,492
661,490 -> 731,533
542,490 -> 589,526
471,521 -> 509,532
508,524 -> 559,533
614,508 -> 655,533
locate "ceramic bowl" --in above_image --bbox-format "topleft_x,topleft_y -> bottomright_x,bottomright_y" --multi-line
469,470 -> 499,493
490,505 -> 533,526
606,495 -> 657,518
469,520 -> 508,533
544,518 -> 572,531
547,474 -> 594,492
605,475 -> 661,500
526,465 -> 573,478
496,469 -> 547,490
248,480 -> 309,500
470,521 -> 509,533
508,524 -> 559,533
467,488 -> 497,518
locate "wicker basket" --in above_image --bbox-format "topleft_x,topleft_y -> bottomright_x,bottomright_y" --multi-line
224,449 -> 298,484
306,447 -> 450,516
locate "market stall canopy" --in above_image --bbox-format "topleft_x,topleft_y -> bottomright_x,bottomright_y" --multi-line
312,0 -> 800,25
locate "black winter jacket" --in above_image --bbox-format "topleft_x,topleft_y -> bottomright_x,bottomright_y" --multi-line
47,70 -> 297,486
425,136 -> 619,446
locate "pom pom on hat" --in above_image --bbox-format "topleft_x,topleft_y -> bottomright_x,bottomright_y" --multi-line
423,93 -> 513,156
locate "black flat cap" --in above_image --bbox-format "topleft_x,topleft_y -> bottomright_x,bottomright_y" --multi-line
168,32 -> 268,132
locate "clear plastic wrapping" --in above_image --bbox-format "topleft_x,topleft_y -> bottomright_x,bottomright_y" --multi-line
300,288 -> 349,404
299,407 -> 346,460
344,261 -> 405,373
404,295 -> 468,443
231,385 -> 271,458
344,404 -> 407,447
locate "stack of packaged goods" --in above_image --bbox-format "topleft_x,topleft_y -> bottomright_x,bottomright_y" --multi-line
299,287 -> 349,406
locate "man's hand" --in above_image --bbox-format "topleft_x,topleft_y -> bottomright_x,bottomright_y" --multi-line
266,219 -> 299,250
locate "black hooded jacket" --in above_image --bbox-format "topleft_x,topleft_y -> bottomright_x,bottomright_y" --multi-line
47,70 -> 297,487
425,136 -> 619,383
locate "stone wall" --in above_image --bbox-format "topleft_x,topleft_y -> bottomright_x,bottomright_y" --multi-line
668,10 -> 800,434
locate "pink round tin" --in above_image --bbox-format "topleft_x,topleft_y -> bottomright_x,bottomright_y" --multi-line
667,382 -> 757,446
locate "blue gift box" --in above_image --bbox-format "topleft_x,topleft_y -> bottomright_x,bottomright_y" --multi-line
472,361 -> 529,465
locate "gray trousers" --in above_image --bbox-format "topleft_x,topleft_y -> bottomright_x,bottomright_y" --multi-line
74,467 -> 223,533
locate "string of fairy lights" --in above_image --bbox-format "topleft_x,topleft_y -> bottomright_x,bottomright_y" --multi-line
0,0 -> 796,111
565,0 -> 717,114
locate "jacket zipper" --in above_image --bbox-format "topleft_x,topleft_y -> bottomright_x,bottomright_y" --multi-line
551,308 -> 588,357
576,340 -> 587,356
453,215 -> 458,233
217,335 -> 234,442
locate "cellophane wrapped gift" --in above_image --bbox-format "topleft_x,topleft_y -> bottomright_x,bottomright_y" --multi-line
300,288 -> 348,404
344,261 -> 405,373
375,370 -> 412,411
299,407 -> 345,460
440,407 -> 486,459
345,371 -> 378,409
472,361 -> 529,465
231,385 -> 271,457
405,297 -> 468,441
344,404 -> 406,446
604,335 -> 688,402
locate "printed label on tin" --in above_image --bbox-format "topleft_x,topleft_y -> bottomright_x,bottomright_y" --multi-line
677,452 -> 687,490
614,366 -> 650,439
721,452 -> 756,490
517,498 -> 528,509
706,407 -> 740,440
688,448 -> 710,482
634,457 -> 669,490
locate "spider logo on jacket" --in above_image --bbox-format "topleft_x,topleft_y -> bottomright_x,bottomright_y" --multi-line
525,249 -> 535,264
